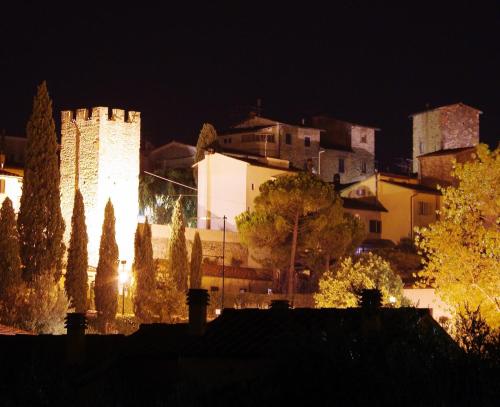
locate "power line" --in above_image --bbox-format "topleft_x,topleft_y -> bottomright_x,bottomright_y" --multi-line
143,170 -> 198,191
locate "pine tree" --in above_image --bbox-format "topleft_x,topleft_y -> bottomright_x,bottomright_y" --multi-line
0,198 -> 24,325
94,199 -> 119,333
194,123 -> 219,164
65,189 -> 88,313
167,198 -> 189,292
17,81 -> 65,282
133,219 -> 157,323
190,231 -> 203,289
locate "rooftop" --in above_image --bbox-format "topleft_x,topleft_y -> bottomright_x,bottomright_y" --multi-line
342,197 -> 388,212
409,102 -> 483,117
417,146 -> 476,158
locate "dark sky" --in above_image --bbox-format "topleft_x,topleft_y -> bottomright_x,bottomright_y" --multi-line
1,1 -> 499,169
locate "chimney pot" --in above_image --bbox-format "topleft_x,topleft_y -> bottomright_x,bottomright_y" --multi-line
65,312 -> 87,365
187,289 -> 210,336
270,299 -> 290,310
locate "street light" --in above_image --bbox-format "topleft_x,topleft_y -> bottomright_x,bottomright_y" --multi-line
119,260 -> 128,315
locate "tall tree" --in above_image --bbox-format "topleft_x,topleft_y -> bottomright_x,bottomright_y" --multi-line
65,189 -> 88,313
416,144 -> 500,328
0,198 -> 24,325
190,231 -> 203,289
133,219 -> 157,323
236,172 -> 339,296
17,81 -> 65,282
94,199 -> 119,332
194,123 -> 219,164
167,198 -> 189,292
314,253 -> 406,308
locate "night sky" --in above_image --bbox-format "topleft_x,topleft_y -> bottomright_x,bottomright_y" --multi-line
1,1 -> 499,169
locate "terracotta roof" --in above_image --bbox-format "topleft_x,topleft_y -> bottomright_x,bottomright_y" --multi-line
0,324 -> 33,335
0,168 -> 21,177
202,263 -> 273,281
342,197 -> 388,212
417,146 -> 476,158
381,180 -> 441,195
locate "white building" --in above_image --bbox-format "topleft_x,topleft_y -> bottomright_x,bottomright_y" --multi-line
0,167 -> 22,212
195,152 -> 296,232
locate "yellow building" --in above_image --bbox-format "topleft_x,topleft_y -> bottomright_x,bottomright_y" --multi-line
340,172 -> 441,244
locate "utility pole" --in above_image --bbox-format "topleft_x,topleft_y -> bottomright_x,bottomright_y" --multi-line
221,215 -> 226,310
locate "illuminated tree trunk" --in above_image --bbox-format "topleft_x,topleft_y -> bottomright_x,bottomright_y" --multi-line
287,211 -> 299,297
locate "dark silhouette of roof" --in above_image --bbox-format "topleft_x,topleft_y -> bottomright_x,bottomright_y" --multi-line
342,197 -> 388,212
381,179 -> 441,195
417,146 -> 476,158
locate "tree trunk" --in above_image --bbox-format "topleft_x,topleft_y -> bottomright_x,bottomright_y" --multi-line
287,211 -> 300,298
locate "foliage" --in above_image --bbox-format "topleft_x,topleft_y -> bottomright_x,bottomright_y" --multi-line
452,304 -> 497,359
139,167 -> 196,226
65,190 -> 88,313
0,198 -> 24,326
190,231 -> 203,289
167,198 -> 189,292
133,220 -> 157,323
236,172 -> 357,295
156,259 -> 187,323
22,272 -> 69,334
314,253 -> 406,308
373,239 -> 423,284
94,199 -> 119,333
17,81 -> 65,282
194,123 -> 219,164
415,144 -> 500,328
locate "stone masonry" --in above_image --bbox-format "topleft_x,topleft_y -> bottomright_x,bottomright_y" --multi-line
60,107 -> 140,270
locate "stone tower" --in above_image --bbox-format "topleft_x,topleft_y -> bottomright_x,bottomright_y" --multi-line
411,103 -> 481,173
60,107 -> 140,271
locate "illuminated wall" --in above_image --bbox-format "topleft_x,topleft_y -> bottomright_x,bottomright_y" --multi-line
60,107 -> 140,270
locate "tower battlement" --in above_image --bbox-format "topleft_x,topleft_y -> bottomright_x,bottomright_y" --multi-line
61,107 -> 141,124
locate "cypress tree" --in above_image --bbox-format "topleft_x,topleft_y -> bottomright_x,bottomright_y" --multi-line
65,189 -> 88,313
0,198 -> 23,325
194,123 -> 219,164
167,198 -> 189,292
133,219 -> 156,323
17,81 -> 65,282
94,199 -> 119,333
190,231 -> 203,289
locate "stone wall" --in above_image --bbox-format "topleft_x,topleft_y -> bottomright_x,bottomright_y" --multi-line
419,148 -> 476,188
60,107 -> 140,269
320,148 -> 374,184
279,124 -> 321,170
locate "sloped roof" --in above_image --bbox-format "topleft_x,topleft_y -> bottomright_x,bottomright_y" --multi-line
0,168 -> 22,177
382,180 -> 441,195
409,102 -> 482,117
417,146 -> 476,158
342,197 -> 388,212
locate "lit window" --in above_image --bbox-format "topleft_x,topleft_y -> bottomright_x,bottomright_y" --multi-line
369,220 -> 381,233
0,179 -> 5,193
285,133 -> 292,144
304,137 -> 311,147
361,161 -> 367,174
338,158 -> 345,173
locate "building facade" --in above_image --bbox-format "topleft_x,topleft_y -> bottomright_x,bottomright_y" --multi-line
143,140 -> 196,171
411,103 -> 481,173
60,107 -> 141,270
0,168 -> 22,212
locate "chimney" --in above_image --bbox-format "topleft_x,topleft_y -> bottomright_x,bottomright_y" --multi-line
359,289 -> 382,310
65,312 -> 87,365
270,299 -> 290,310
187,289 -> 209,336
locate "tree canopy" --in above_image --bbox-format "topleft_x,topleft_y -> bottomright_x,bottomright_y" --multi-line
314,253 -> 406,308
236,172 -> 358,296
17,81 -> 65,282
65,189 -> 88,313
194,123 -> 219,164
415,143 -> 500,328
94,199 -> 119,332
167,198 -> 189,292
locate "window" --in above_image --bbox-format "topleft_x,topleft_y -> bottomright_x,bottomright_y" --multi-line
369,220 -> 382,233
356,188 -> 366,197
251,183 -> 254,191
210,286 -> 219,292
228,137 -> 232,144
418,201 -> 431,216
419,141 -> 424,154
241,133 -> 274,143
285,133 -> 292,144
239,288 -> 247,293
0,179 -> 5,193
361,134 -> 367,143
361,161 -> 367,174
304,137 -> 311,147
338,158 -> 345,173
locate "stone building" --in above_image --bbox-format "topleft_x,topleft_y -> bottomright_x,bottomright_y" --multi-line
311,116 -> 377,184
60,107 -> 140,271
218,115 -> 321,171
411,103 -> 481,173
142,140 -> 196,171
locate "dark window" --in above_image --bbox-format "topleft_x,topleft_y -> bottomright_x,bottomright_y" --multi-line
304,137 -> 311,147
338,158 -> 345,173
361,161 -> 367,174
228,137 -> 232,144
0,179 -> 5,193
285,133 -> 292,144
251,183 -> 254,191
361,134 -> 367,143
418,201 -> 431,216
210,286 -> 219,292
369,220 -> 382,233
419,141 -> 424,154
